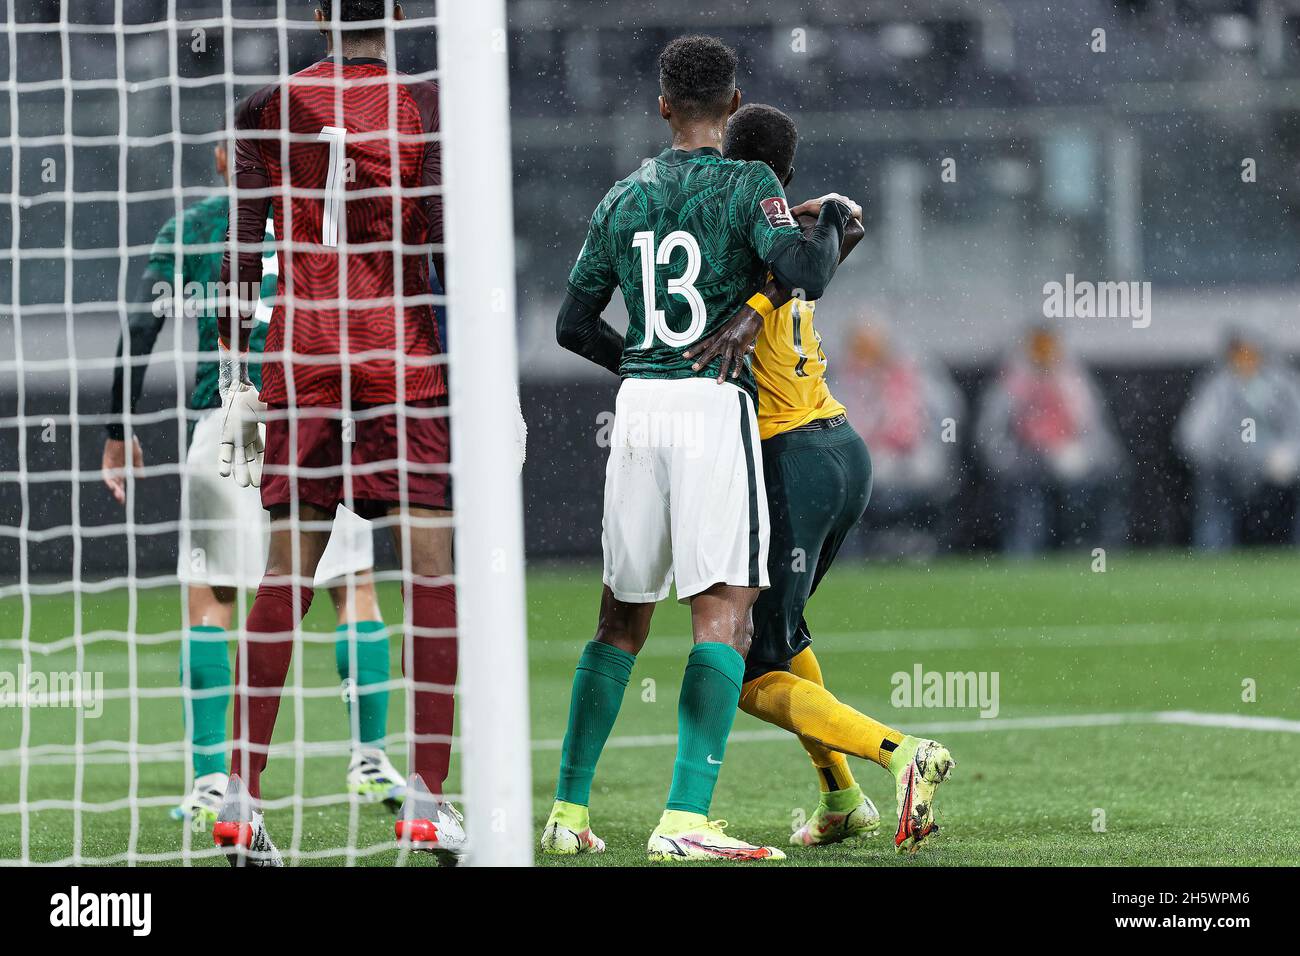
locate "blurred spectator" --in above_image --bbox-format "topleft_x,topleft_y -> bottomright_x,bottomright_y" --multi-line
1175,330 -> 1300,549
976,323 -> 1127,555
837,323 -> 963,557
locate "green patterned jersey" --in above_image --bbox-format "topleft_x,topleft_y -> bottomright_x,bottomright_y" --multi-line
566,146 -> 802,394
144,194 -> 272,411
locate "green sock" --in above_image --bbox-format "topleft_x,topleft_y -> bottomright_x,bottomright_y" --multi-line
181,626 -> 231,778
334,620 -> 390,748
555,640 -> 636,806
666,642 -> 745,815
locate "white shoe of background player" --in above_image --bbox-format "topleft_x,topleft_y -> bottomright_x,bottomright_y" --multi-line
170,771 -> 227,831
347,746 -> 406,812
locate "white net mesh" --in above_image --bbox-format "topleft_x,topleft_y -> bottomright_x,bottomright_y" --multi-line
0,0 -> 529,866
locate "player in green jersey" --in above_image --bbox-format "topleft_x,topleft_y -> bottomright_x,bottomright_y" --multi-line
541,35 -> 861,862
101,145 -> 404,828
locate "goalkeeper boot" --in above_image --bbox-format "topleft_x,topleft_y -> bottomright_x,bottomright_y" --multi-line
892,736 -> 955,854
790,787 -> 880,847
170,771 -> 227,831
347,747 -> 406,813
647,810 -> 785,862
540,800 -> 606,856
212,775 -> 283,868
395,772 -> 465,864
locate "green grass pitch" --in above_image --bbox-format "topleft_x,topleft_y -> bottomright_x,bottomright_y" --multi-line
2,550 -> 1298,866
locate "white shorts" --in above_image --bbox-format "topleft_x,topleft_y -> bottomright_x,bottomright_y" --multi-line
601,378 -> 769,604
177,408 -> 375,591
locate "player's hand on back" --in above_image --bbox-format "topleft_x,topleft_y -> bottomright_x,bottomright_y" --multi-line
218,379 -> 267,488
682,301 -> 764,384
791,193 -> 862,221
101,436 -> 144,505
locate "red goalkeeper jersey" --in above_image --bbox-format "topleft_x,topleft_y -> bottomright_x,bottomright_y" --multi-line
221,57 -> 445,407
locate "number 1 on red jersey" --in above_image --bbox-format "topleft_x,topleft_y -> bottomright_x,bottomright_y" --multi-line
317,125 -> 347,247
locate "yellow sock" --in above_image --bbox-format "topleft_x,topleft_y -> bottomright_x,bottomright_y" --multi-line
787,647 -> 856,792
740,647 -> 905,773
807,744 -> 856,792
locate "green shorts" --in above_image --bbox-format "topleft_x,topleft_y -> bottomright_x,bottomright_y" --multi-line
745,416 -> 872,683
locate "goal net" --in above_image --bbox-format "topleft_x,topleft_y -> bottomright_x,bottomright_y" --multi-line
0,0 -> 530,866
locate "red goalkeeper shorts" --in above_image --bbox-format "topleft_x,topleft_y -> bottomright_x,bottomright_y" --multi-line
260,399 -> 451,517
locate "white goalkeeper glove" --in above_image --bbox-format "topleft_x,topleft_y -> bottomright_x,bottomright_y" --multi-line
218,379 -> 267,488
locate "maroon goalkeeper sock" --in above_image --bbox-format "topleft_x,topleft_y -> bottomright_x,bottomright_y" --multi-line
407,582 -> 458,795
230,583 -> 313,800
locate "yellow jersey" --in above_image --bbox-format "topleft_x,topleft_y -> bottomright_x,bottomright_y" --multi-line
753,296 -> 846,440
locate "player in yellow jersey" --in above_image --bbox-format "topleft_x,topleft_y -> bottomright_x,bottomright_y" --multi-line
685,104 -> 954,853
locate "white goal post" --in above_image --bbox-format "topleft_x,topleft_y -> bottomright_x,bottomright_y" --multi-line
437,0 -> 532,867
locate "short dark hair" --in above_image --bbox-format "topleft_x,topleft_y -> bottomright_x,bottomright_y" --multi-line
723,103 -> 798,181
659,35 -> 738,120
317,0 -> 389,33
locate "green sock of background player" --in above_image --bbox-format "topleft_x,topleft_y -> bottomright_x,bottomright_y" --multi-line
334,620 -> 391,748
181,626 -> 231,779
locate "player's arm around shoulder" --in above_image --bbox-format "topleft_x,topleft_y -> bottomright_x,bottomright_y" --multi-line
684,171 -> 864,383
750,209 -> 865,312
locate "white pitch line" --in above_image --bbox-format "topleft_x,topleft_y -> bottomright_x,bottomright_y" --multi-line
7,710 -> 1298,768
1152,710 -> 1300,733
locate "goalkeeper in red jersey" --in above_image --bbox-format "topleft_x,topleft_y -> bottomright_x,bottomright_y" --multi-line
214,0 -> 460,865
101,143 -> 403,832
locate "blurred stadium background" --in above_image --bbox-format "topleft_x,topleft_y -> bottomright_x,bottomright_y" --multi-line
6,0 -> 1300,575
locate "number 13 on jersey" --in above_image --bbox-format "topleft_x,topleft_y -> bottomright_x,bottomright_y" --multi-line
632,230 -> 707,348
